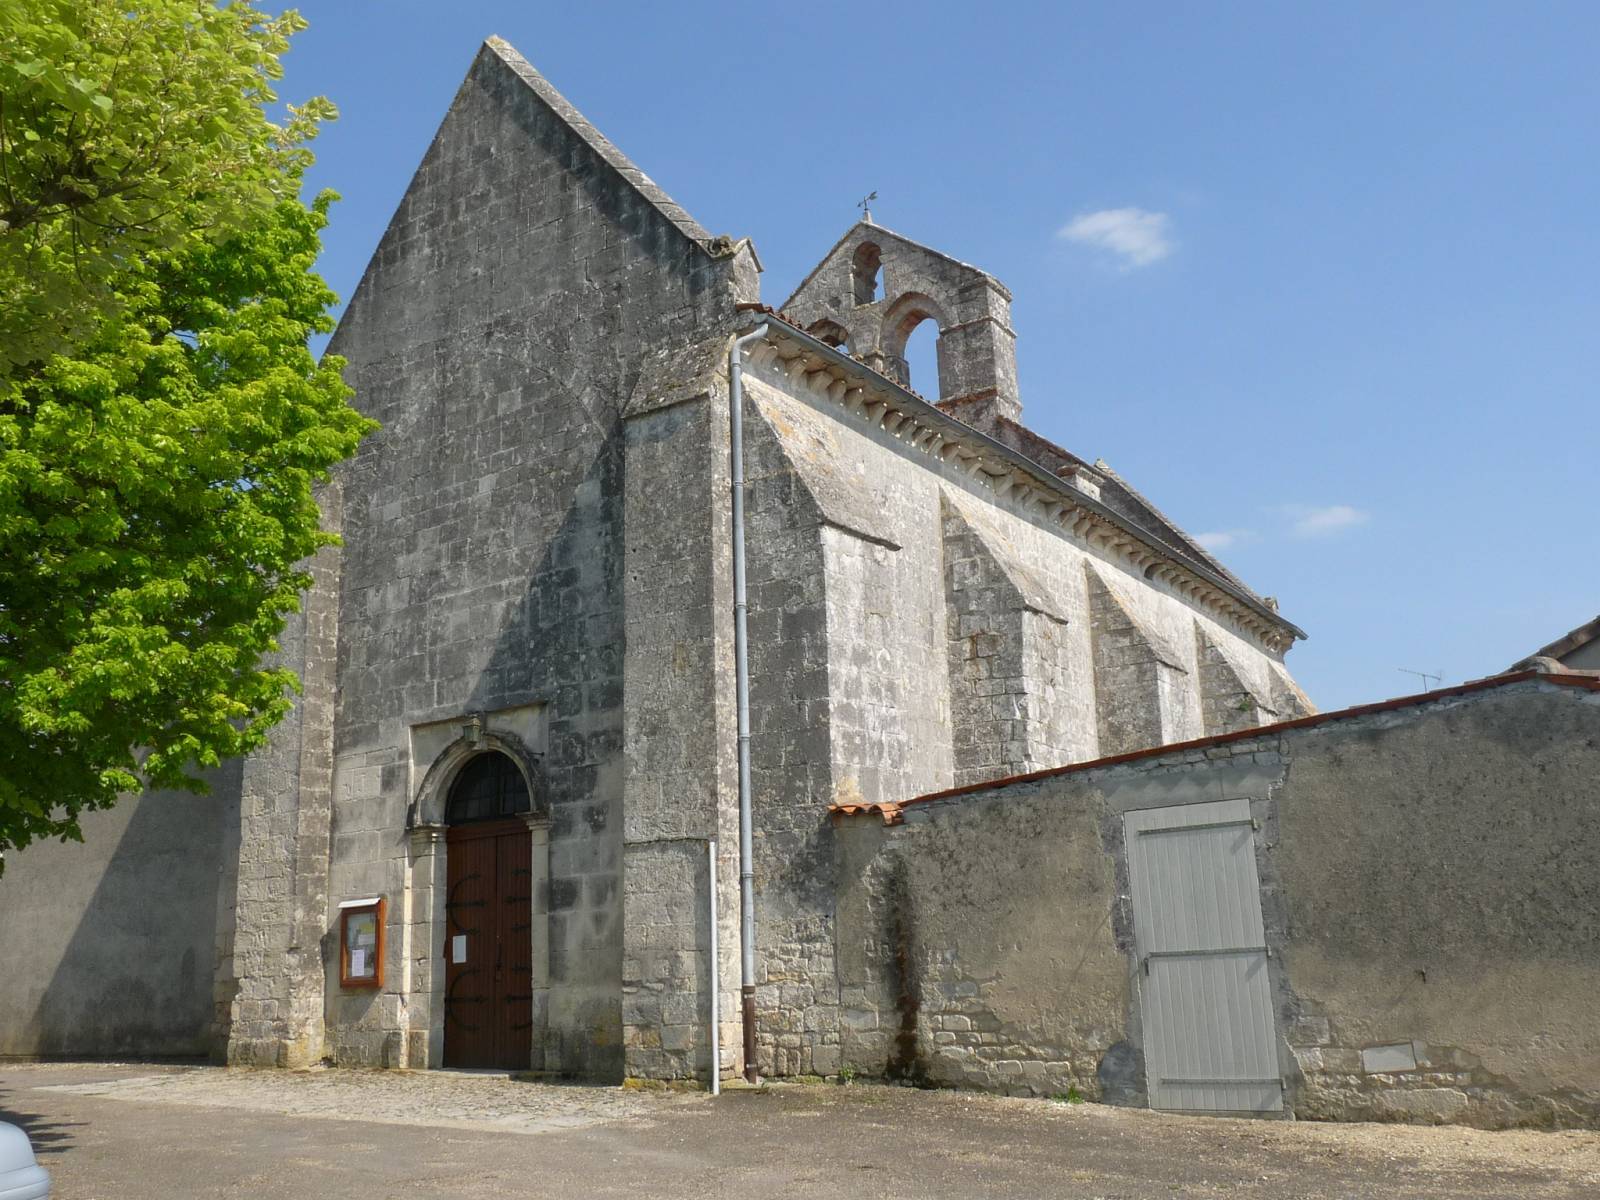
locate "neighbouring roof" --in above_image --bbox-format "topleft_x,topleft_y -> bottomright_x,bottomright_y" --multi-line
1515,614 -> 1600,669
830,670 -> 1600,825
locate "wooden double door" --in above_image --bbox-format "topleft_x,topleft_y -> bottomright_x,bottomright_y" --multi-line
444,820 -> 533,1069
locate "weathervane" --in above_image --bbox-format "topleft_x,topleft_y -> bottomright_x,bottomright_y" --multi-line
857,190 -> 877,224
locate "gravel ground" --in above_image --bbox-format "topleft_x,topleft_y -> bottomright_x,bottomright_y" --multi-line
3,1061 -> 1597,1199
22,1061 -> 685,1134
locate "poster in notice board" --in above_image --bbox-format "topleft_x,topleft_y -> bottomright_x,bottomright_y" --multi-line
339,898 -> 385,988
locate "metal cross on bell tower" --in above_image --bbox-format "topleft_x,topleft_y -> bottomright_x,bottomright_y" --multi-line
857,190 -> 877,224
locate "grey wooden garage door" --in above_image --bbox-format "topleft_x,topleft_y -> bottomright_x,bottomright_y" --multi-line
1124,797 -> 1282,1114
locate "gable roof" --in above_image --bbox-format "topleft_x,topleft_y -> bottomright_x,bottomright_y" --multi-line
778,219 -> 1011,312
987,419 -> 1270,610
735,305 -> 1305,649
482,38 -> 715,253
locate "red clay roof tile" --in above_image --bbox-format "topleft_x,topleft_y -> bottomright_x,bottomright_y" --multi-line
829,670 -> 1600,825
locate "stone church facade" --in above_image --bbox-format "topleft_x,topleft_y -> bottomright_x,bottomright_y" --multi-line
0,39 -> 1311,1084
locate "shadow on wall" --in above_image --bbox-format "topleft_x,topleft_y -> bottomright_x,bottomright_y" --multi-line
342,416 -> 629,1080
469,424 -> 627,1081
319,37 -> 748,1079
1,759 -> 242,1058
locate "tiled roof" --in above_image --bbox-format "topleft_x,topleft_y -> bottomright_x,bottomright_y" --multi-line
1517,614 -> 1600,668
987,418 -> 1268,609
734,306 -> 1303,647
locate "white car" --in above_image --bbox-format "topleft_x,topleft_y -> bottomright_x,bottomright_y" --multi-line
0,1122 -> 49,1199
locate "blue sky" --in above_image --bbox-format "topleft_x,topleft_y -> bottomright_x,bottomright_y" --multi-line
278,1 -> 1597,712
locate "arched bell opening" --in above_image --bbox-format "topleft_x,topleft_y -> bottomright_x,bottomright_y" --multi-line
880,292 -> 951,397
851,242 -> 882,305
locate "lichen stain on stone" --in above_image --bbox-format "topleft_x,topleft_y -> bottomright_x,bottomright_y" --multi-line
763,407 -> 797,440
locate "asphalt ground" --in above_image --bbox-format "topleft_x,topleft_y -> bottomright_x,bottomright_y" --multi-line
2,1062 -> 1597,1199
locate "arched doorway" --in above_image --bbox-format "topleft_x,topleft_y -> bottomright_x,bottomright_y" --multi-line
442,752 -> 534,1069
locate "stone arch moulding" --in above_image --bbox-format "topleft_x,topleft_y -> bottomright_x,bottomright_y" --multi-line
401,720 -> 553,1074
881,290 -> 951,395
881,291 -> 951,356
408,729 -> 548,831
806,318 -> 850,350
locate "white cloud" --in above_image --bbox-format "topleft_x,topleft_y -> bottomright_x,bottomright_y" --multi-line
1195,529 -> 1255,551
1288,504 -> 1369,538
1057,207 -> 1174,268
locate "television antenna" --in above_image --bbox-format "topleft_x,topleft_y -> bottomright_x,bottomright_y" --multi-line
1398,668 -> 1443,692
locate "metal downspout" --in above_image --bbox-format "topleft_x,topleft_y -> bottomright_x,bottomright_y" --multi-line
729,323 -> 769,1084
707,837 -> 720,1095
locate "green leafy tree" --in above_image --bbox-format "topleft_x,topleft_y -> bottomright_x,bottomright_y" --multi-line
0,3 -> 374,864
0,1 -> 333,368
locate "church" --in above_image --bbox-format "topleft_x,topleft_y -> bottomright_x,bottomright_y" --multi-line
1,38 -> 1313,1084
8,39 -> 1597,1129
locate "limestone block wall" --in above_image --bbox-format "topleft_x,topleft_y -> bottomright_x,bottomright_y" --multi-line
223,485 -> 342,1068
941,489 -> 1096,781
1085,565 -> 1197,753
737,343 -> 1306,1080
943,500 -> 1036,785
619,839 -> 717,1075
303,40 -> 752,1077
619,366 -> 740,1082
820,521 -> 952,812
740,382 -> 843,1077
832,676 -> 1600,1127
1197,625 -> 1279,734
1025,612 -> 1096,768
